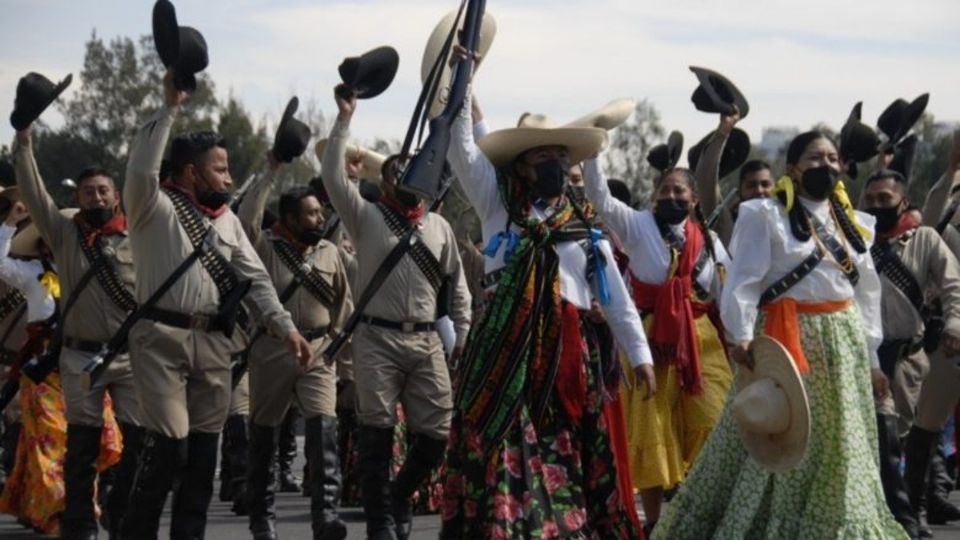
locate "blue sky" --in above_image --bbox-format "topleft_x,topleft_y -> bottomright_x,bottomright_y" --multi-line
2,0 -> 958,156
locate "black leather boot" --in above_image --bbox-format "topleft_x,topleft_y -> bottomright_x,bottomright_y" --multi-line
222,414 -> 250,516
392,433 -> 446,540
119,430 -> 186,540
876,415 -> 920,539
306,415 -> 347,540
106,422 -> 144,540
218,422 -> 234,503
926,438 -> 960,524
277,408 -> 301,493
61,424 -> 103,540
905,426 -> 939,538
169,431 -> 220,540
359,426 -> 398,540
247,423 -> 279,540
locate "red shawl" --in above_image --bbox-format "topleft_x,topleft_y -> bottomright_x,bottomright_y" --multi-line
630,219 -> 705,394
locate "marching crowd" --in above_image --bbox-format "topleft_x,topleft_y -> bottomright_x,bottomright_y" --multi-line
1,2 -> 960,540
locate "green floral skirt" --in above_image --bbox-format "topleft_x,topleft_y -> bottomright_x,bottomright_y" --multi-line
653,305 -> 909,539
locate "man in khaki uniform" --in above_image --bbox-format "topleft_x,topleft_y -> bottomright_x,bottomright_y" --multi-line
321,89 -> 471,540
14,127 -> 142,539
119,72 -> 312,539
862,169 -> 960,537
237,158 -> 352,540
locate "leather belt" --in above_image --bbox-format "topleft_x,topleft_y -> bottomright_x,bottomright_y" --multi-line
360,316 -> 435,333
63,337 -> 107,354
142,307 -> 227,333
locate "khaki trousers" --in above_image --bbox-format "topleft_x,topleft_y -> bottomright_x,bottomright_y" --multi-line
249,335 -> 337,426
128,319 -> 244,438
916,349 -> 960,431
352,323 -> 452,440
60,348 -> 141,426
875,347 -> 929,436
229,371 -> 249,417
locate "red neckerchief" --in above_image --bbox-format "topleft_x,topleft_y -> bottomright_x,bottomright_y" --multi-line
629,219 -> 706,394
161,181 -> 228,218
270,221 -> 310,254
877,212 -> 921,242
74,209 -> 127,247
380,194 -> 425,224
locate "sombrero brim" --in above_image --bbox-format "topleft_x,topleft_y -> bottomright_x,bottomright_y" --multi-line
477,127 -> 608,168
566,98 -> 636,130
421,10 -> 497,120
11,208 -> 78,257
10,74 -> 73,132
735,336 -> 811,473
315,139 -> 387,181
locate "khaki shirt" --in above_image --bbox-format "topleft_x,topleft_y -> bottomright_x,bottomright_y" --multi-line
14,136 -> 135,342
237,173 -> 351,334
123,107 -> 295,339
879,226 -> 960,341
320,120 -> 471,345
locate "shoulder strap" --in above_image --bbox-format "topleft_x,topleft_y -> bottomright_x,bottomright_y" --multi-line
871,241 -> 924,313
375,203 -> 443,291
808,209 -> 860,286
0,289 -> 26,322
271,239 -> 337,309
163,187 -> 240,298
73,226 -> 137,313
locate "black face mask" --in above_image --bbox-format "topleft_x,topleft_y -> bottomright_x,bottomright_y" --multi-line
800,165 -> 839,200
654,199 -> 690,225
195,170 -> 230,210
395,188 -> 420,208
531,159 -> 569,200
865,205 -> 901,234
81,207 -> 114,228
298,226 -> 325,245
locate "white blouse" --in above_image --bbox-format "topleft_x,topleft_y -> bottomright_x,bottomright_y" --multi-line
447,97 -> 653,367
0,224 -> 56,323
720,197 -> 882,368
583,159 -> 730,300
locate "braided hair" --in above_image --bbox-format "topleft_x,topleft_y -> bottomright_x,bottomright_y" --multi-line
779,131 -> 867,253
655,167 -> 718,263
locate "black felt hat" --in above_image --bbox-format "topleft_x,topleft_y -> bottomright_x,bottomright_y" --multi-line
607,179 -> 633,207
152,0 -> 209,92
337,46 -> 400,99
647,131 -> 684,173
840,102 -> 881,167
687,128 -> 751,178
9,72 -> 72,131
877,93 -> 929,146
272,97 -> 311,163
689,66 -> 750,119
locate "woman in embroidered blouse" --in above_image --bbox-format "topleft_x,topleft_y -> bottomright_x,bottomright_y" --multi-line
584,158 -> 733,533
652,131 -> 908,539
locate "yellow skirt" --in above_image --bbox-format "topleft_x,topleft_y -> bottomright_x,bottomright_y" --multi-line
620,314 -> 732,491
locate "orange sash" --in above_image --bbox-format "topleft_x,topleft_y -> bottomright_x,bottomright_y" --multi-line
761,298 -> 852,373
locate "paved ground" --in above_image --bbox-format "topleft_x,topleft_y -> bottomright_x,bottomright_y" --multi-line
4,435 -> 960,538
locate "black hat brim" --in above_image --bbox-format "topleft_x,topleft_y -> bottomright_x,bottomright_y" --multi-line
689,66 -> 750,119
272,97 -> 311,163
152,0 -> 180,68
338,46 -> 399,100
9,73 -> 73,131
877,98 -> 907,142
688,128 -> 751,178
647,131 -> 684,172
893,93 -> 929,144
171,26 -> 208,93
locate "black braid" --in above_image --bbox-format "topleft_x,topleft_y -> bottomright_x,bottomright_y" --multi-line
693,202 -> 717,263
829,193 -> 867,253
778,189 -> 813,242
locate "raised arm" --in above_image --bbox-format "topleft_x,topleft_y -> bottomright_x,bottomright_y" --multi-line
328,246 -> 353,337
447,93 -> 500,220
695,112 -> 738,243
13,129 -> 66,249
319,88 -> 366,241
237,155 -> 281,246
582,157 -> 643,243
124,72 -> 184,230
921,138 -> 960,227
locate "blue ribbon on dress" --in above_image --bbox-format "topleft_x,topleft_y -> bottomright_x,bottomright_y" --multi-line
588,228 -> 610,306
483,229 -> 522,263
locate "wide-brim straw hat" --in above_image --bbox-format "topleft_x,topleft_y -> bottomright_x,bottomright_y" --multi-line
315,139 -> 388,181
477,108 -> 613,168
733,336 -> 811,473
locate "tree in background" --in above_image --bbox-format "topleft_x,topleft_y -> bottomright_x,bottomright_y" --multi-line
603,99 -> 665,207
